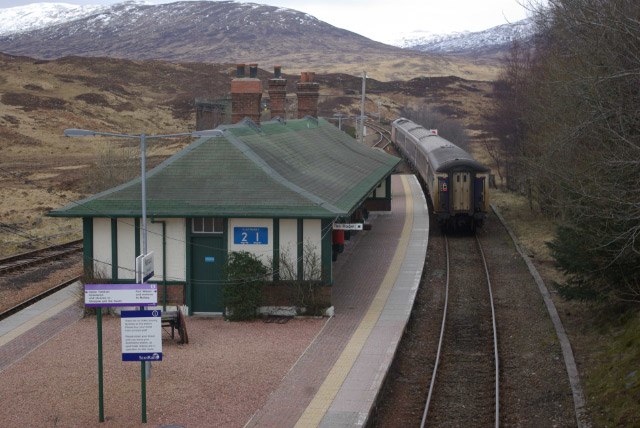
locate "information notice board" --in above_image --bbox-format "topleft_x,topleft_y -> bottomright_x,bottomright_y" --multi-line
121,310 -> 163,362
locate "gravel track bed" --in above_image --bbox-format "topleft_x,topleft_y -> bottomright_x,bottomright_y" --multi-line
480,213 -> 576,426
0,314 -> 325,427
0,255 -> 82,313
427,235 -> 496,426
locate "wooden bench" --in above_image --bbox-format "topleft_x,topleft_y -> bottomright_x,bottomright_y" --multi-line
162,310 -> 189,344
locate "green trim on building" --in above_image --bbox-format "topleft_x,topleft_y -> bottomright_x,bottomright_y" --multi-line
134,218 -> 140,258
297,219 -> 303,281
222,218 -> 228,262
185,218 -> 192,314
83,217 -> 93,277
273,218 -> 280,281
111,219 -> 118,280
321,219 -> 332,285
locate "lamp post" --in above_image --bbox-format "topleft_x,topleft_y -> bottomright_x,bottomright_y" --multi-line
360,70 -> 367,144
332,113 -> 347,131
64,127 -> 223,423
64,128 -> 223,260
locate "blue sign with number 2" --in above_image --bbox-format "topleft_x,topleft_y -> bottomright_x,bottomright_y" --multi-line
234,227 -> 268,245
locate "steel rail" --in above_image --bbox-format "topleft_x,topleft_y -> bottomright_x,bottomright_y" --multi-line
0,275 -> 82,321
420,235 -> 450,427
477,234 -> 500,428
365,121 -> 392,149
0,239 -> 83,275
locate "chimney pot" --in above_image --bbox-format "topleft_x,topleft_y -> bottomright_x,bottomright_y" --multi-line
249,63 -> 258,78
307,72 -> 315,82
274,65 -> 282,78
236,64 -> 246,77
300,72 -> 308,83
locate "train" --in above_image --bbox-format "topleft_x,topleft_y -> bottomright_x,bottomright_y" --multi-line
391,118 -> 490,231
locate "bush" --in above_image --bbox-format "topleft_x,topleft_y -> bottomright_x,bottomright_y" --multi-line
223,251 -> 268,321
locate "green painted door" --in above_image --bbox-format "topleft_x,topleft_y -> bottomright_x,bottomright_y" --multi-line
191,236 -> 225,313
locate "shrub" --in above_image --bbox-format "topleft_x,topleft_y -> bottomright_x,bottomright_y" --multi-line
223,251 -> 268,321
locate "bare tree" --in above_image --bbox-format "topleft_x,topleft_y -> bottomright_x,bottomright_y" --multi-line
510,0 -> 640,304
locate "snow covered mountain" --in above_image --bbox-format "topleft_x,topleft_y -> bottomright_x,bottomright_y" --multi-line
0,2 -> 110,36
0,1 -> 401,61
394,19 -> 536,55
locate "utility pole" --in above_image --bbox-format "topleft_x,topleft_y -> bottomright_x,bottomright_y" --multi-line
360,71 -> 366,144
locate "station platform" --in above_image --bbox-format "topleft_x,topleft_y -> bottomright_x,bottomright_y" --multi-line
0,174 -> 429,427
246,174 -> 429,427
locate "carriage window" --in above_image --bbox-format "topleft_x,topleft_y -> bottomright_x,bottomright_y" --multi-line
457,175 -> 460,182
463,175 -> 467,182
192,217 -> 223,234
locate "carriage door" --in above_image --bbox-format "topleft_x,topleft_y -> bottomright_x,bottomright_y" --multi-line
452,172 -> 471,212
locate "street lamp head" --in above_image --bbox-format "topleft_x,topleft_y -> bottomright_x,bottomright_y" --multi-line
191,129 -> 224,138
64,128 -> 97,137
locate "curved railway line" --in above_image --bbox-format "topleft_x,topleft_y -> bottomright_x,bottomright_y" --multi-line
0,239 -> 82,275
366,121 -> 393,150
420,234 -> 499,427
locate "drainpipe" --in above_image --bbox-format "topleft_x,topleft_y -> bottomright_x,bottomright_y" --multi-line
151,219 -> 167,311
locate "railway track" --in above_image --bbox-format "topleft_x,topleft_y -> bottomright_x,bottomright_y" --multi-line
421,234 -> 500,427
366,121 -> 392,150
0,239 -> 83,275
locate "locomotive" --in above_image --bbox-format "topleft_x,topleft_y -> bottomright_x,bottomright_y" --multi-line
391,118 -> 489,231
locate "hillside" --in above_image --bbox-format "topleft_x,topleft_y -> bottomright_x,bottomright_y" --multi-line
0,53 -> 495,255
0,1 -> 500,81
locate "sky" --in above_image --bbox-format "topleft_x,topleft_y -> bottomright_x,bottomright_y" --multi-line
1,0 -> 534,43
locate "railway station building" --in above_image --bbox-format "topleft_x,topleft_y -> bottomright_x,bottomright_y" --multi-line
50,67 -> 399,314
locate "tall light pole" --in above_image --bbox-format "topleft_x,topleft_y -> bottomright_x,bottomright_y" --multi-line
64,127 -> 223,424
360,70 -> 367,144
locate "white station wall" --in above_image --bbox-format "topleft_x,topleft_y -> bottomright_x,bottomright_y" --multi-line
143,219 -> 186,282
303,219 -> 322,280
117,219 -> 136,280
93,218 -> 112,278
279,219 -> 298,279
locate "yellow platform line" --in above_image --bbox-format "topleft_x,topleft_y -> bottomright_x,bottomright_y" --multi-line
0,295 -> 79,347
295,175 -> 415,427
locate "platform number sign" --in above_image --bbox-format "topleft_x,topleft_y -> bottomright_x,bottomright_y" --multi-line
234,227 -> 268,245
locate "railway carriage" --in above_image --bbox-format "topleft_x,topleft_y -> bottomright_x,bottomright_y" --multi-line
391,118 -> 489,231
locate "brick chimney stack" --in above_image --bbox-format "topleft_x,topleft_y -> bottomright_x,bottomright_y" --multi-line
231,63 -> 262,124
296,71 -> 320,119
268,65 -> 287,119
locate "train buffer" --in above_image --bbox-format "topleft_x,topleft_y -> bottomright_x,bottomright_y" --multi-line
161,310 -> 189,344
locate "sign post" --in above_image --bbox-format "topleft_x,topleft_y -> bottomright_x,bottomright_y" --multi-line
85,283 -> 157,423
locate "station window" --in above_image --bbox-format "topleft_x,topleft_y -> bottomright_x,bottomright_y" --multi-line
192,217 -> 223,234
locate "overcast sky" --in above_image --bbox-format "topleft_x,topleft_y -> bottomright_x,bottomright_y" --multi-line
2,0 -> 534,43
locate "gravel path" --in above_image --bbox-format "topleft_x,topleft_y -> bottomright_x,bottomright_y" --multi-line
0,314 -> 325,427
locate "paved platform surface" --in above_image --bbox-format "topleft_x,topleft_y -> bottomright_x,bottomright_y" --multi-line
247,174 -> 429,427
0,174 -> 429,427
0,282 -> 83,372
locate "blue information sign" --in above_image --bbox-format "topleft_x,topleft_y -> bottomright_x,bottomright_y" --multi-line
233,227 -> 268,245
121,310 -> 163,362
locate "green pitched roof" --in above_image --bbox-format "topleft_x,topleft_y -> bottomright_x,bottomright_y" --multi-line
49,117 -> 400,219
